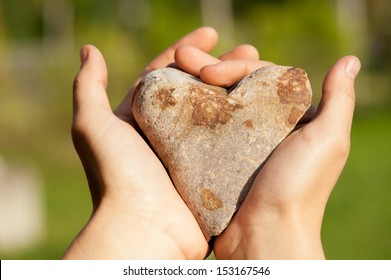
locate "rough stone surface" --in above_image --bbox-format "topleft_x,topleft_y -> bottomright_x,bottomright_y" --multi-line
132,66 -> 312,240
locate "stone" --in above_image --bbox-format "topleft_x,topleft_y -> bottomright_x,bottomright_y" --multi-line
132,65 -> 312,240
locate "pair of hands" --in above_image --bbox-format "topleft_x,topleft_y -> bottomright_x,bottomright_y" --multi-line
64,27 -> 360,259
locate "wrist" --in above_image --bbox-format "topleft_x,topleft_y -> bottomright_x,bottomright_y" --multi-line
247,210 -> 324,259
215,206 -> 325,260
64,195 -> 210,260
63,200 -> 186,259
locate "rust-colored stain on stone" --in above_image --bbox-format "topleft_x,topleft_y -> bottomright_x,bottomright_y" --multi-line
277,67 -> 311,106
288,107 -> 304,125
257,81 -> 271,88
190,85 -> 243,128
157,87 -> 177,109
200,189 -> 223,211
244,119 -> 254,128
132,66 -> 312,239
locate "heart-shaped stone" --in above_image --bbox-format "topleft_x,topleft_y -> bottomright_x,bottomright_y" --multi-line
132,65 -> 312,240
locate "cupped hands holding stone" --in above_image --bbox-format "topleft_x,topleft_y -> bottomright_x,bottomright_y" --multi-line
64,27 -> 360,259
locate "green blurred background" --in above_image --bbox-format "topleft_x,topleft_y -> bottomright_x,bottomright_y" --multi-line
0,0 -> 390,259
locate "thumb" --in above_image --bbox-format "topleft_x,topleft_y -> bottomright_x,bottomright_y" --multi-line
72,45 -> 111,121
313,56 -> 361,137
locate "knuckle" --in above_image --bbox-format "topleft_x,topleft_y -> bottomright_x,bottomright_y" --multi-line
298,127 -> 351,161
320,133 -> 351,162
326,134 -> 351,160
72,75 -> 82,94
71,116 -> 91,147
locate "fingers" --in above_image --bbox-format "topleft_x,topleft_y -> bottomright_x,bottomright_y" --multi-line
146,26 -> 218,72
73,45 -> 111,122
219,44 -> 259,61
312,56 -> 361,137
175,44 -> 261,78
174,45 -> 221,77
115,27 -> 218,123
175,44 -> 266,87
200,60 -> 274,87
72,45 -> 113,206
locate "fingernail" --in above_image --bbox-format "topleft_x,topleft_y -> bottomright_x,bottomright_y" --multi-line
345,57 -> 361,79
80,47 -> 89,65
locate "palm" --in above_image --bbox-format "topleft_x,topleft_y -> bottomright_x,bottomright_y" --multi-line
213,126 -> 336,258
98,114 -> 209,258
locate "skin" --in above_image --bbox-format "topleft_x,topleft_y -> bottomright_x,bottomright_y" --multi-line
214,55 -> 361,259
64,27 -> 360,259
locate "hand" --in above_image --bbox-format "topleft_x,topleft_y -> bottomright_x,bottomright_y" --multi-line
65,27 -> 218,259
212,56 -> 361,259
64,27 -> 264,259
